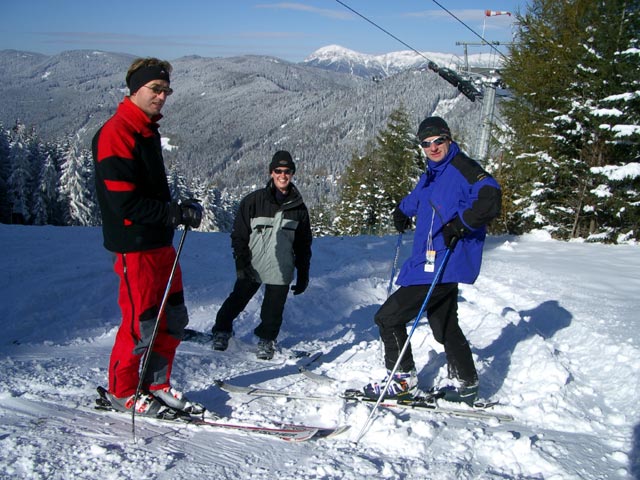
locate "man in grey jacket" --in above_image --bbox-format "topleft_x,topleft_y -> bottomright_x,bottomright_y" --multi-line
211,151 -> 312,359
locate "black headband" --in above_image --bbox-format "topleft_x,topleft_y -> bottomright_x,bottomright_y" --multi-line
127,65 -> 170,94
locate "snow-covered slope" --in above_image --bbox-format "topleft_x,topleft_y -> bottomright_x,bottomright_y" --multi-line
0,225 -> 638,479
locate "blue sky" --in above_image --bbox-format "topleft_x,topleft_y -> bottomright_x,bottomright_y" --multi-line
0,1 -> 522,62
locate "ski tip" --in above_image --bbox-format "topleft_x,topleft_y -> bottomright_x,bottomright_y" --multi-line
289,349 -> 311,358
313,425 -> 351,439
288,429 -> 320,442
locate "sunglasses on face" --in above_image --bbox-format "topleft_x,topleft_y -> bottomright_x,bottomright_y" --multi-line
273,168 -> 293,175
143,84 -> 173,96
420,136 -> 449,148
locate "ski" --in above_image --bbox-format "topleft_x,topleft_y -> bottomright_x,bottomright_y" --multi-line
298,362 -> 335,384
182,328 -> 214,344
215,381 -> 513,423
95,386 -> 335,442
342,389 -> 514,422
215,379 -> 332,402
182,328 -> 317,361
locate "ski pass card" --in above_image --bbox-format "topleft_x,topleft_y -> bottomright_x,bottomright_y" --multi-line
424,250 -> 436,272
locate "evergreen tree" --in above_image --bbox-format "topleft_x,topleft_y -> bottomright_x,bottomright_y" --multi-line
374,106 -> 424,231
334,146 -> 382,236
205,188 -> 237,233
7,122 -> 36,224
168,165 -> 193,200
58,141 -> 98,226
309,200 -> 334,237
334,106 -> 423,236
32,149 -> 60,225
501,0 -> 640,242
0,124 -> 11,223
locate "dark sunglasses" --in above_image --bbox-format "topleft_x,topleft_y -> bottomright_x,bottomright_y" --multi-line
420,136 -> 449,148
143,84 -> 173,96
273,168 -> 293,175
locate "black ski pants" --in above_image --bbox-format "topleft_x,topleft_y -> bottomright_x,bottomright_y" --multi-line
374,283 -> 478,384
214,278 -> 289,341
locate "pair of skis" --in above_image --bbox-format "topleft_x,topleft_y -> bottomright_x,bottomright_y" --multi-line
95,386 -> 348,442
215,381 -> 514,423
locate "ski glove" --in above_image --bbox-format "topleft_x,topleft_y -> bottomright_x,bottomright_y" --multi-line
442,216 -> 469,249
393,206 -> 412,233
234,254 -> 256,282
291,268 -> 309,295
167,199 -> 204,229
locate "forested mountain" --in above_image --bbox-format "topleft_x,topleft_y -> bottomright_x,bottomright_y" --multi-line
0,48 -> 485,207
4,0 -> 636,244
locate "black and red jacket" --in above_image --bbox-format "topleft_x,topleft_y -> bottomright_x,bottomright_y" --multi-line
92,97 -> 173,253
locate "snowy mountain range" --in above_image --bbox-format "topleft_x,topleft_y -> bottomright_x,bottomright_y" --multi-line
303,44 -> 504,78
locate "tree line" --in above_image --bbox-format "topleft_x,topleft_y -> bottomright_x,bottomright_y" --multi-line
1,0 -> 638,243
0,121 -> 237,232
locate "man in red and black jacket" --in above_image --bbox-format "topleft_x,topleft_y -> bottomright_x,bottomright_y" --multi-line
92,57 -> 203,416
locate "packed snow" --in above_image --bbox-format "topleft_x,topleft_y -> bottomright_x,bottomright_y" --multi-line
0,224 -> 638,479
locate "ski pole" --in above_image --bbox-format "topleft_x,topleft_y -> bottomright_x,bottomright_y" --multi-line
386,232 -> 403,297
132,226 -> 189,442
355,240 -> 457,444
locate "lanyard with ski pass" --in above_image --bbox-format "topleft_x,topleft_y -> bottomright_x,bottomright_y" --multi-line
425,207 -> 436,272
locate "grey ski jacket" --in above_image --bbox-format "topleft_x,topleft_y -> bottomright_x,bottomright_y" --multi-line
231,180 -> 312,285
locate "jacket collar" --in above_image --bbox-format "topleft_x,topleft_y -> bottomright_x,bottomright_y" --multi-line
427,141 -> 460,174
266,179 -> 303,209
118,96 -> 163,136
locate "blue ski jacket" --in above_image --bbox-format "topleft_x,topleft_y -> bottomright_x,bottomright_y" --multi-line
395,142 -> 501,286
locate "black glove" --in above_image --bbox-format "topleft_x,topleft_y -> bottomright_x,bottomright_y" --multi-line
393,206 -> 412,233
167,199 -> 204,229
291,268 -> 309,295
442,216 -> 469,249
234,254 -> 256,282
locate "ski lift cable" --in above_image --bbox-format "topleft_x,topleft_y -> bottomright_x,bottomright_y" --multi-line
333,0 -> 437,66
334,0 -> 482,102
431,0 -> 508,61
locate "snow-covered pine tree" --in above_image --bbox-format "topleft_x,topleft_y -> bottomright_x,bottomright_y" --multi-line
501,0 -> 640,242
6,122 -> 36,224
374,106 -> 424,230
333,106 -> 422,236
167,164 -> 192,201
0,123 -> 11,223
31,148 -> 60,225
58,140 -> 98,226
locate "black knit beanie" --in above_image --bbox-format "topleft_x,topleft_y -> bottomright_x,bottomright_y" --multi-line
417,116 -> 452,140
269,150 -> 296,173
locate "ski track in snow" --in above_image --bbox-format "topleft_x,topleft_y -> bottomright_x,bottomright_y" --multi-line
0,225 -> 638,479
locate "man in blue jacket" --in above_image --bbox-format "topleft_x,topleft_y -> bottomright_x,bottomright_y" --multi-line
363,116 -> 501,405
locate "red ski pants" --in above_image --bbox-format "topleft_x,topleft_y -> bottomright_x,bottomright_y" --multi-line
108,246 -> 187,398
